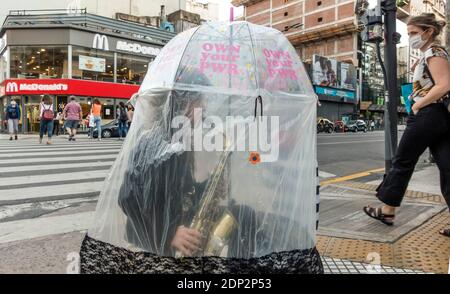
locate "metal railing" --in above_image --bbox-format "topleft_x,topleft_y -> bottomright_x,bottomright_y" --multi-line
2,10 -> 176,45
9,9 -> 87,15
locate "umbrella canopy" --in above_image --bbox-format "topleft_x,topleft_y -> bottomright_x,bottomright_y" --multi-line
88,21 -> 319,259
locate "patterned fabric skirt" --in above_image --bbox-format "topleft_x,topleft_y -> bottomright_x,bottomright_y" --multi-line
79,234 -> 324,274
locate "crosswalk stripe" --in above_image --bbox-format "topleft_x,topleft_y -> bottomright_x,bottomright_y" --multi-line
0,146 -> 122,153
0,211 -> 94,244
0,197 -> 98,223
318,171 -> 336,179
0,181 -> 105,202
0,152 -> 120,161
0,192 -> 100,206
0,147 -> 121,156
0,162 -> 113,173
0,171 -> 109,187
0,143 -> 123,149
0,154 -> 117,165
0,165 -> 111,178
0,142 -> 122,147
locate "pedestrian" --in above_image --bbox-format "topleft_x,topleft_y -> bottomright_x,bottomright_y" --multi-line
363,13 -> 450,238
53,111 -> 62,136
63,96 -> 82,142
90,99 -> 102,141
5,99 -> 20,141
39,95 -> 54,145
370,120 -> 375,131
127,104 -> 134,129
116,101 -> 128,140
85,113 -> 92,139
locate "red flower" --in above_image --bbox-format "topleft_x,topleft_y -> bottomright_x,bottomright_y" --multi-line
249,152 -> 261,165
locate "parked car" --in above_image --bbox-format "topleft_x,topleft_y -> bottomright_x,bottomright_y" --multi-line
346,120 -> 367,133
317,118 -> 334,133
92,120 -> 126,138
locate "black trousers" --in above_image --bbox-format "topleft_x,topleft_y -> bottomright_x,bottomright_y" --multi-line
53,121 -> 60,136
376,103 -> 450,209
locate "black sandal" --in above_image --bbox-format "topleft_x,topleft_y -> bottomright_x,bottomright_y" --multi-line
363,206 -> 395,226
439,228 -> 450,237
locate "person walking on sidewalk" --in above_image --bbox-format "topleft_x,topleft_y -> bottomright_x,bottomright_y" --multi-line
53,111 -> 62,136
363,14 -> 450,238
127,104 -> 134,129
117,102 -> 128,140
5,100 -> 20,141
91,99 -> 102,141
63,96 -> 82,142
39,95 -> 54,145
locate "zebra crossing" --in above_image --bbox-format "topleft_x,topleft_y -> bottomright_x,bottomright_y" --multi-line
0,135 -> 338,245
0,136 -> 123,244
0,135 -> 428,274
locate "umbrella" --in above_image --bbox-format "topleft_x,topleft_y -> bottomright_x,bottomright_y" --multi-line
82,21 -> 321,274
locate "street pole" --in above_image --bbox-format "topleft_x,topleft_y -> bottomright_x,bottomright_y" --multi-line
381,0 -> 398,173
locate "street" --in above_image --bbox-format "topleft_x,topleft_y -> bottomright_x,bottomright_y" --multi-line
318,131 -> 386,178
0,131 -> 447,274
0,133 -> 384,273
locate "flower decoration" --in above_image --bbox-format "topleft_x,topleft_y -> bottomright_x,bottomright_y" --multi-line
249,152 -> 261,165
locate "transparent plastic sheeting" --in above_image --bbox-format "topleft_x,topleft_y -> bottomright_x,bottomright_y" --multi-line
88,21 -> 318,258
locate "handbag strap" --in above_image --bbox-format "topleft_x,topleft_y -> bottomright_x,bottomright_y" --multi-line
423,60 -> 450,100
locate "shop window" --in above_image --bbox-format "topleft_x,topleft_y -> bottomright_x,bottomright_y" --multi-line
10,46 -> 68,79
0,48 -> 7,83
72,46 -> 114,83
116,53 -> 152,85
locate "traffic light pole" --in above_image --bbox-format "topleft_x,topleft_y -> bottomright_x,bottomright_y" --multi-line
381,0 -> 399,173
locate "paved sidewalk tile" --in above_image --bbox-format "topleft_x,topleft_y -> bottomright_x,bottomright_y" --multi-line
321,257 -> 431,274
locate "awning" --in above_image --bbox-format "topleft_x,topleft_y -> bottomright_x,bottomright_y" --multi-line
1,79 -> 139,99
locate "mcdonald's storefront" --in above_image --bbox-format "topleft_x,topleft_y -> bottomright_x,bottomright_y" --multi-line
1,79 -> 139,133
0,12 -> 175,133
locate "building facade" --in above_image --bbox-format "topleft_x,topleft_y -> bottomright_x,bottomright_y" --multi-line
232,0 -> 360,122
0,0 -> 187,25
0,11 -> 175,134
186,0 -> 220,21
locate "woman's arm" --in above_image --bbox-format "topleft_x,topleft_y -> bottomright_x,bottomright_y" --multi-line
39,103 -> 43,119
412,56 -> 450,113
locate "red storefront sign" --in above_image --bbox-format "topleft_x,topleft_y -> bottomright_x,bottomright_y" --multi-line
1,79 -> 140,99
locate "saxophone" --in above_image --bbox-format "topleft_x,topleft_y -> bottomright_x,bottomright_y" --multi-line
176,141 -> 238,257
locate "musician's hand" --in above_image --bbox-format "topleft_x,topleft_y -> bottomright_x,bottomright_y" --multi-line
171,225 -> 201,257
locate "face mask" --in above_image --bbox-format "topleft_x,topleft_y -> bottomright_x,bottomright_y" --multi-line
11,101 -> 16,107
409,30 -> 428,49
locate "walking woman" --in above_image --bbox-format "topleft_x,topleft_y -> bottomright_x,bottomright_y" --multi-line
90,99 -> 102,141
363,13 -> 450,237
116,102 -> 128,140
39,95 -> 54,145
127,104 -> 134,129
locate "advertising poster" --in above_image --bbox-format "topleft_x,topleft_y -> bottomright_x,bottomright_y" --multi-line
79,55 -> 106,72
312,55 -> 338,88
340,62 -> 357,91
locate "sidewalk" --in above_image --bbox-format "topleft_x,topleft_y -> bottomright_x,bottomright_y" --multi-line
318,164 -> 450,274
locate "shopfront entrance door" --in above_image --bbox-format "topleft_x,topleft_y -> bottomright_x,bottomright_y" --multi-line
24,96 -> 42,133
